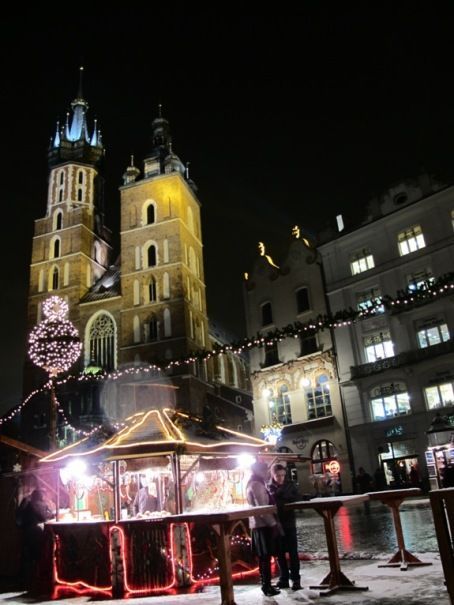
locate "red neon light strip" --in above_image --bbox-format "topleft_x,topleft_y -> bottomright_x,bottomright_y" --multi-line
113,524 -> 177,594
52,534 -> 112,593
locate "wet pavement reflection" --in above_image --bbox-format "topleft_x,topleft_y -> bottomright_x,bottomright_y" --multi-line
296,499 -> 437,554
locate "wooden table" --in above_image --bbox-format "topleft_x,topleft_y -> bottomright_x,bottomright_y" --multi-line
171,505 -> 276,605
286,495 -> 369,596
368,488 -> 432,571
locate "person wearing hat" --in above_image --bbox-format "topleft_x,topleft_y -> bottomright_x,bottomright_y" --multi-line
246,461 -> 282,596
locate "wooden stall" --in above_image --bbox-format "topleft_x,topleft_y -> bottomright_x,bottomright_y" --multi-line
39,408 -> 271,597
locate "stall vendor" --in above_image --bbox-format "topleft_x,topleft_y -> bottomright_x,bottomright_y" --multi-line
133,478 -> 158,515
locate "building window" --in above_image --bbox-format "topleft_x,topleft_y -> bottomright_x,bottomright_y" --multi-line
164,308 -> 172,337
148,278 -> 157,303
417,321 -> 450,348
356,288 -> 384,313
296,287 -> 310,314
163,272 -> 170,299
133,316 -> 140,343
148,315 -> 158,341
299,334 -> 317,357
370,383 -> 411,421
59,189 -> 63,202
425,382 -> 454,410
306,374 -> 332,420
78,171 -> 84,184
53,238 -> 60,258
53,210 -> 63,231
263,342 -> 280,367
364,331 -> 394,363
268,384 -> 292,425
147,244 -> 157,267
311,440 -> 338,475
87,312 -> 116,371
261,302 -> 273,327
51,267 -> 59,290
350,248 -> 375,275
146,204 -> 155,225
407,270 -> 435,292
77,188 -> 83,202
59,171 -> 64,185
398,225 -> 426,256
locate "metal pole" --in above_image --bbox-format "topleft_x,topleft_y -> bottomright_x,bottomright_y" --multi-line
49,377 -> 58,450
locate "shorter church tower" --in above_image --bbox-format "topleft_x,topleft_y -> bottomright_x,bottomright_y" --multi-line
119,108 -> 209,366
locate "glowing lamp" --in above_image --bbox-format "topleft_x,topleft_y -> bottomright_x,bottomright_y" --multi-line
236,454 -> 255,469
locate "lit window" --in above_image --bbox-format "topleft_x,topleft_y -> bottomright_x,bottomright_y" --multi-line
356,288 -> 384,313
296,288 -> 310,314
417,322 -> 450,348
407,269 -> 434,292
370,383 -> 411,421
261,302 -> 273,326
350,249 -> 375,275
364,331 -> 394,362
398,225 -> 425,256
425,382 -> 454,410
87,313 -> 116,371
268,384 -> 292,425
306,374 -> 332,419
311,440 -> 338,475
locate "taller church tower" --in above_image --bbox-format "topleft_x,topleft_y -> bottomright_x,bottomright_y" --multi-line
119,108 -> 209,365
27,68 -> 111,342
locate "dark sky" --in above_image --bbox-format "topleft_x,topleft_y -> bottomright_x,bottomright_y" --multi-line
1,7 -> 454,414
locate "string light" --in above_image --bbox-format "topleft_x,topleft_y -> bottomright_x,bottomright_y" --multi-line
3,274 -> 454,430
28,295 -> 82,376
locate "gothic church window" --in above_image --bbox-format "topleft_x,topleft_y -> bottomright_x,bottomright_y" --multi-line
146,204 -> 155,225
49,266 -> 59,290
53,210 -> 63,231
148,278 -> 157,303
145,243 -> 157,267
148,315 -> 158,340
86,312 -> 116,371
77,188 -> 83,202
52,238 -> 60,259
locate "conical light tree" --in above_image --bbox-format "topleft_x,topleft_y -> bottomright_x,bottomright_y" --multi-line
29,296 -> 82,448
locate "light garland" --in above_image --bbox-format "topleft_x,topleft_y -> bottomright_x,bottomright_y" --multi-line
28,296 -> 82,376
2,274 -> 454,431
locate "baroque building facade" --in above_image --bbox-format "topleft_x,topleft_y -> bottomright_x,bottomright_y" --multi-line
243,232 -> 352,494
318,175 -> 454,490
22,76 -> 251,449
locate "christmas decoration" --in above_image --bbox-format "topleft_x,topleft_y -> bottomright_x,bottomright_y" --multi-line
29,295 -> 82,376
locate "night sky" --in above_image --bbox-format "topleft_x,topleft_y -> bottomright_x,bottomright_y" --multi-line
1,8 -> 454,415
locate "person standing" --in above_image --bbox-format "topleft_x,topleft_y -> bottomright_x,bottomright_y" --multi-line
268,463 -> 302,591
17,489 -> 54,590
133,478 -> 158,515
246,461 -> 281,597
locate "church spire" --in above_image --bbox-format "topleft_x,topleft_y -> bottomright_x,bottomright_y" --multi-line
48,66 -> 104,168
143,106 -> 187,181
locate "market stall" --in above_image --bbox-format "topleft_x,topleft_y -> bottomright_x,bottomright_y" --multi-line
39,408 -> 271,597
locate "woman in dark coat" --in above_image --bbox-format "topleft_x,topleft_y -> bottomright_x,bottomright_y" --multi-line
246,461 -> 281,596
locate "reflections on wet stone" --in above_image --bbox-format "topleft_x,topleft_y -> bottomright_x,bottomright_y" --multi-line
296,500 -> 437,555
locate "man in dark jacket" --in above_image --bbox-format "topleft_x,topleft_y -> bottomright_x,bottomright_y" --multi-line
268,463 -> 302,591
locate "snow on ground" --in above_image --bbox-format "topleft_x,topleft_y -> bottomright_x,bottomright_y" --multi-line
0,553 -> 449,605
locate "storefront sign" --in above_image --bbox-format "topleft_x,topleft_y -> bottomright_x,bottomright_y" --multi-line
385,425 -> 404,438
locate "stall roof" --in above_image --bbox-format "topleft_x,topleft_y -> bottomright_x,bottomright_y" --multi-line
39,408 -> 269,464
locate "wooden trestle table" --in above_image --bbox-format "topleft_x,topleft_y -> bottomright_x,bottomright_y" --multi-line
171,505 -> 276,605
367,488 -> 432,571
286,495 -> 370,595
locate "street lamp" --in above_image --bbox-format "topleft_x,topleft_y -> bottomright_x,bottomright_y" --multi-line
28,296 -> 82,449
